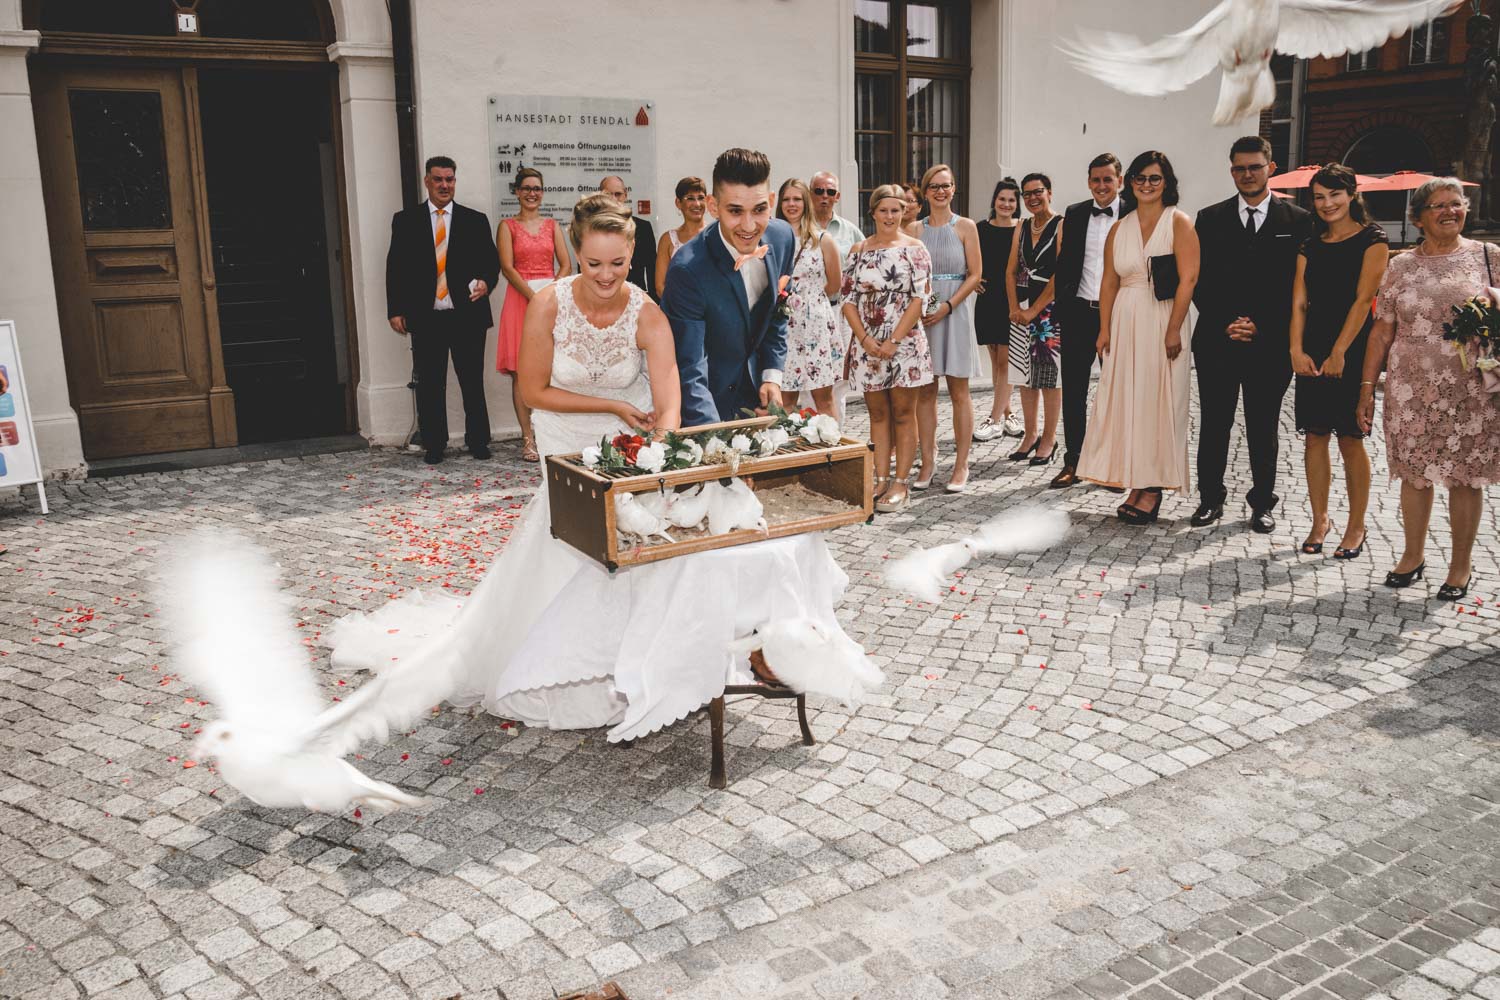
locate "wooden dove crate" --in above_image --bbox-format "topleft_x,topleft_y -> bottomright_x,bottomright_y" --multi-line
546,416 -> 873,570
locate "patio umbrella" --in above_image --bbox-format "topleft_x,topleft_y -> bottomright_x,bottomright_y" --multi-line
1358,172 -> 1478,242
1266,165 -> 1382,190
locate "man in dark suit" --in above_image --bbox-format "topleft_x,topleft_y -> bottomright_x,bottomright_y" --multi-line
661,148 -> 796,427
1047,153 -> 1124,488
601,175 -> 658,300
1191,135 -> 1313,531
386,156 -> 500,464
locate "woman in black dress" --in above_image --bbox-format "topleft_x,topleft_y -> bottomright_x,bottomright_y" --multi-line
1289,163 -> 1389,559
974,178 -> 1025,441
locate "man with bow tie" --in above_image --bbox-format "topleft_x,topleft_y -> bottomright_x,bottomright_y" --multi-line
1046,153 -> 1124,488
662,148 -> 796,427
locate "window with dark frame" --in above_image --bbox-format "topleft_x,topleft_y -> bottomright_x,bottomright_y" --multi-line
1409,17 -> 1450,66
855,0 -> 971,230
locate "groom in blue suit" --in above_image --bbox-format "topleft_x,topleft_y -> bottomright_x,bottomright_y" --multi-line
662,148 -> 797,427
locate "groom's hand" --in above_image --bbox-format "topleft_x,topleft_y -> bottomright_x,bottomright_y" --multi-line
757,383 -> 783,414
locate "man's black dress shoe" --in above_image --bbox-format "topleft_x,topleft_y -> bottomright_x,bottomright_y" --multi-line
1189,503 -> 1223,527
1250,508 -> 1276,533
424,451 -> 444,465
470,445 -> 492,460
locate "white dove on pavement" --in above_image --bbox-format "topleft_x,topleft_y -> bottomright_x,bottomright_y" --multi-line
1059,0 -> 1459,126
727,618 -> 886,707
885,506 -> 1070,605
163,533 -> 427,815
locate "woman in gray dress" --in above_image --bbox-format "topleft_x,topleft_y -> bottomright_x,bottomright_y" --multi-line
907,164 -> 984,493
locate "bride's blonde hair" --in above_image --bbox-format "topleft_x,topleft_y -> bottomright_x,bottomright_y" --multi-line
570,192 -> 636,250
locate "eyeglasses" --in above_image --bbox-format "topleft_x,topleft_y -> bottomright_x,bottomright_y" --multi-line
1230,164 -> 1268,176
1021,189 -> 1047,199
1420,202 -> 1466,213
926,182 -> 954,192
1132,174 -> 1165,186
517,185 -> 544,193
811,187 -> 838,196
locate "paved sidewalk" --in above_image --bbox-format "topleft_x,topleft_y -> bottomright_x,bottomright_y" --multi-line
0,387 -> 1495,1000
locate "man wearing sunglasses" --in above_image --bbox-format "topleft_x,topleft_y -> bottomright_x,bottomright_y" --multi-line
1189,136 -> 1311,532
809,172 -> 865,260
1048,153 -> 1123,488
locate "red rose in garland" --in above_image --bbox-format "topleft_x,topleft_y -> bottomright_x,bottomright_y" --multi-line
611,433 -> 645,463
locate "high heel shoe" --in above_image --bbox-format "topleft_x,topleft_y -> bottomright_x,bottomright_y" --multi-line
1383,562 -> 1425,588
1301,516 -> 1334,555
1332,531 -> 1366,560
1029,445 -> 1056,466
912,472 -> 934,491
944,466 -> 971,494
873,476 -> 891,501
1118,488 -> 1162,525
875,478 -> 911,513
1009,441 -> 1039,462
1435,575 -> 1472,601
522,436 -> 540,462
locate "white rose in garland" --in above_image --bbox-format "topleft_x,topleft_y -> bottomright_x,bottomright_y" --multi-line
730,433 -> 753,454
581,445 -> 602,469
674,438 -> 704,467
634,441 -> 667,473
799,414 -> 841,446
703,436 -> 731,461
753,430 -> 778,457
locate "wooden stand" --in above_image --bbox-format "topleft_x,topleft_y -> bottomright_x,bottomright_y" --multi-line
708,684 -> 815,789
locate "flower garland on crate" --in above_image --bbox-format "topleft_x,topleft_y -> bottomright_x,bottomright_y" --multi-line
580,404 -> 842,475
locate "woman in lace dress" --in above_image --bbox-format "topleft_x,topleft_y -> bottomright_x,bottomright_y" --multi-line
498,167 -> 573,460
331,193 -> 683,729
1359,178 -> 1498,601
776,177 -> 842,413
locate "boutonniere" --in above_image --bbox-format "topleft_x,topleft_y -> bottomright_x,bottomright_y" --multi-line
773,274 -> 793,321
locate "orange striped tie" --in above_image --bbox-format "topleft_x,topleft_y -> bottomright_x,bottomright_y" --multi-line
434,208 -> 449,302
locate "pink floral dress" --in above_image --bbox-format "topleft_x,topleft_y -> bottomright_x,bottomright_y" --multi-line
1375,239 -> 1500,488
841,243 -> 935,392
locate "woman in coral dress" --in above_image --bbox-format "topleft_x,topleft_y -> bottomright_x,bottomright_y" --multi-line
498,167 -> 572,461
1077,151 -> 1201,523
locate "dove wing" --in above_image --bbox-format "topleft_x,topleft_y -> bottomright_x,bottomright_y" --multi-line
163,533 -> 324,741
1058,1 -> 1231,97
967,507 -> 1071,557
300,638 -> 471,758
1277,0 -> 1459,59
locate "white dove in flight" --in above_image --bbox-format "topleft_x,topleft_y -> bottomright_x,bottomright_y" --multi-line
163,533 -> 430,815
1060,0 -> 1461,126
885,506 -> 1070,604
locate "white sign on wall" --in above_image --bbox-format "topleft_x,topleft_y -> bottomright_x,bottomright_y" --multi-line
488,94 -> 658,227
0,320 -> 49,515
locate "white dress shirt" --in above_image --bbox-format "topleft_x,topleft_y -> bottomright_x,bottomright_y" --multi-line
1077,196 -> 1121,302
1238,192 -> 1272,233
719,227 -> 782,388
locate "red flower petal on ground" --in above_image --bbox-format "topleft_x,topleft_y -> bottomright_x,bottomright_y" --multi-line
441,758 -> 453,766
473,788 -> 485,795
353,808 -> 362,818
182,760 -> 197,769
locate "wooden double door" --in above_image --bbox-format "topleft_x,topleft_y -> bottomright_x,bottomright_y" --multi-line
33,61 -> 352,459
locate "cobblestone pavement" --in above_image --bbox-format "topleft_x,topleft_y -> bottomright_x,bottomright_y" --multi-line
0,387 -> 1496,1000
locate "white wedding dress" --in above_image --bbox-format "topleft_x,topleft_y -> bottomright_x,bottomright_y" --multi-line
329,276 -> 851,742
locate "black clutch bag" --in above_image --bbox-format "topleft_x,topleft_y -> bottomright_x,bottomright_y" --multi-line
1148,254 -> 1179,302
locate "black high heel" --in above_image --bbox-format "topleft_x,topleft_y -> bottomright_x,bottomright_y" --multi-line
1119,488 -> 1162,525
1383,562 -> 1425,588
1436,576 -> 1472,601
1333,531 -> 1366,560
1009,441 -> 1039,462
1301,516 -> 1334,555
1029,445 -> 1056,466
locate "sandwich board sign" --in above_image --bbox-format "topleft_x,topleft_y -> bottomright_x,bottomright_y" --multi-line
0,320 -> 49,514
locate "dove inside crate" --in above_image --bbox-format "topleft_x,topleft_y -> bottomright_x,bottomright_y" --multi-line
545,423 -> 873,571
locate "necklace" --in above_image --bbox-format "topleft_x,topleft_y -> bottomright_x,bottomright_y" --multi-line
1029,213 -> 1052,233
1417,239 -> 1463,257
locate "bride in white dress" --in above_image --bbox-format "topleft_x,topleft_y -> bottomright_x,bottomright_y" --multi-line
330,193 -> 685,730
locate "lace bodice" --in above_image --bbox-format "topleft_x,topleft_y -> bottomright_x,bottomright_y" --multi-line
533,276 -> 654,461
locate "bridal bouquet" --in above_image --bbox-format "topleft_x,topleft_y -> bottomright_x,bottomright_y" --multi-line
1441,292 -> 1500,394
580,406 -> 842,475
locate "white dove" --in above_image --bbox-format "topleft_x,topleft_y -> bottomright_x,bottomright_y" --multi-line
727,618 -> 886,706
704,478 -> 768,536
615,490 -> 675,544
665,483 -> 712,531
885,506 -> 1070,604
163,534 -> 428,815
1060,0 -> 1460,127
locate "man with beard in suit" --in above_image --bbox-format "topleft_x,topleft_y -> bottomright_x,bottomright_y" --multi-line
1190,135 -> 1313,531
1046,153 -> 1123,489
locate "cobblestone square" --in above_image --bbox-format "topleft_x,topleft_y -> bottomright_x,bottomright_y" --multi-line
0,388 -> 1496,1000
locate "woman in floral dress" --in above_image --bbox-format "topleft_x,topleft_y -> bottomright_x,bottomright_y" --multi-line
1359,177 -> 1499,601
776,178 -> 842,414
842,184 -> 934,512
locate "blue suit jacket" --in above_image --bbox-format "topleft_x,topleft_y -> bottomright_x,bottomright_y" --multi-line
661,219 -> 797,427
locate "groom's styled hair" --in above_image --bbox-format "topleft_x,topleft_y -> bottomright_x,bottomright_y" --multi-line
712,148 -> 772,193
